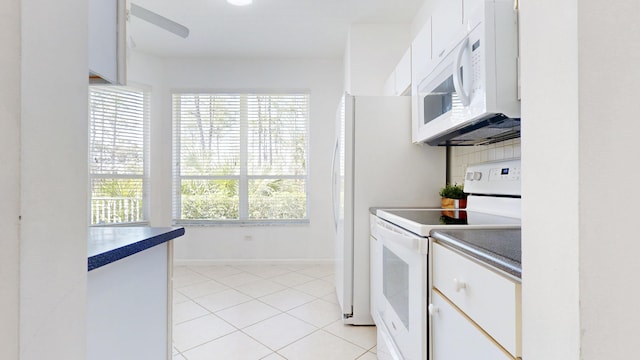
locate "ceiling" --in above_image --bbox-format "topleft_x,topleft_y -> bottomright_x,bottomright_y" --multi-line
127,0 -> 423,59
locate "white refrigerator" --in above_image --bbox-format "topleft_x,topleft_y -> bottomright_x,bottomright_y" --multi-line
332,94 -> 446,325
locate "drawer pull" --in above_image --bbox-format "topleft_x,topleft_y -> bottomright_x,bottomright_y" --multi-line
428,303 -> 439,316
454,278 -> 467,292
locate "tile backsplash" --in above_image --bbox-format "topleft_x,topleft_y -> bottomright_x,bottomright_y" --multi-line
448,138 -> 521,185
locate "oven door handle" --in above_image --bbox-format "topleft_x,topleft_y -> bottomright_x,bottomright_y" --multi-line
375,219 -> 428,254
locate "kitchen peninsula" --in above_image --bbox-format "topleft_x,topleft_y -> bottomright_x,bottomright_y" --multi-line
87,227 -> 185,360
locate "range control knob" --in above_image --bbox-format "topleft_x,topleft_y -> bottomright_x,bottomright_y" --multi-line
473,172 -> 482,181
465,172 -> 474,181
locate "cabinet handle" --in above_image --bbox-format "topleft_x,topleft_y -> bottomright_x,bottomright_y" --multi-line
453,278 -> 467,292
428,303 -> 438,316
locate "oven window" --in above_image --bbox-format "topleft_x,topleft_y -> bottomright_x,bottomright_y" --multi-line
383,246 -> 409,329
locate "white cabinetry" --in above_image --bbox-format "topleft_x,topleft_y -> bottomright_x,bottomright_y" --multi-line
431,291 -> 512,360
89,0 -> 126,84
369,214 -> 382,325
431,242 -> 521,359
464,0 -> 485,25
431,0 -> 464,61
87,243 -> 170,360
410,19 -> 432,142
411,19 -> 432,85
383,48 -> 412,96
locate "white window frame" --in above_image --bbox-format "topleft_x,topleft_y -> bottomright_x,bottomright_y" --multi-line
89,85 -> 150,226
172,90 -> 310,226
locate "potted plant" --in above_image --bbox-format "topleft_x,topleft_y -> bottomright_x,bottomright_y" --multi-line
439,183 -> 467,209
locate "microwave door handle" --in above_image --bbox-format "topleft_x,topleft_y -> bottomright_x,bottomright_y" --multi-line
452,37 -> 471,106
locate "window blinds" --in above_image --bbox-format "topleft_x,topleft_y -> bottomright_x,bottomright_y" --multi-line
173,92 -> 309,223
89,86 -> 149,225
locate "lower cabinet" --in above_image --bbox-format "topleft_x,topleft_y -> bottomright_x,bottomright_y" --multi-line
431,242 -> 521,360
87,243 -> 170,360
431,290 -> 513,360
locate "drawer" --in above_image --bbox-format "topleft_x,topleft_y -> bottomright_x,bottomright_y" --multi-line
432,242 -> 521,357
431,290 -> 514,360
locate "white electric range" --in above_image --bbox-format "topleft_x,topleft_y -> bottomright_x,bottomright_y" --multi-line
371,159 -> 521,360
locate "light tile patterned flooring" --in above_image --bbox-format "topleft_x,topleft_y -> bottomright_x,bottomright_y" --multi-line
172,264 -> 377,360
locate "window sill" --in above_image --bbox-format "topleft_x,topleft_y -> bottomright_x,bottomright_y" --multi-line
172,219 -> 310,227
90,221 -> 150,227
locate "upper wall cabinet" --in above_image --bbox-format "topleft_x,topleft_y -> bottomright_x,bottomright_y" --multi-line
89,0 -> 126,85
464,0 -> 485,25
432,0 -> 464,61
383,48 -> 412,96
410,18 -> 432,141
411,18 -> 432,87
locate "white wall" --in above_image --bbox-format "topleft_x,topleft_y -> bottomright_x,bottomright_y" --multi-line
345,24 -> 412,95
128,54 -> 343,262
19,0 -> 89,359
521,0 -> 640,358
577,0 -> 640,358
520,0 -> 581,356
127,52 -> 172,227
0,0 -> 21,358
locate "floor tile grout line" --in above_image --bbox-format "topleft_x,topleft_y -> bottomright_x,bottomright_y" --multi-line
317,327 -> 372,352
173,265 -> 370,360
175,329 -> 246,355
238,322 -> 319,355
190,290 -> 255,313
177,265 -> 332,293
172,311 -> 210,327
320,324 -> 378,353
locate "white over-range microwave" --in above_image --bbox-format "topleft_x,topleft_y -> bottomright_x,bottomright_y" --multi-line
413,0 -> 520,146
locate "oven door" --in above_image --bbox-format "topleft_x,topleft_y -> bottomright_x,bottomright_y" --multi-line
374,218 -> 428,360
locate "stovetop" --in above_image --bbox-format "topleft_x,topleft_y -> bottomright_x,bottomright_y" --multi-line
376,208 -> 521,237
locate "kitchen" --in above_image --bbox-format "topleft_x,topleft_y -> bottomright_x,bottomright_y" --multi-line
1,0 -> 640,360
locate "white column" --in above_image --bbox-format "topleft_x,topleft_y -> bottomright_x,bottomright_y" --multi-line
520,0 -> 581,358
577,0 -> 640,358
522,0 -> 640,358
20,0 -> 89,358
0,0 -> 22,358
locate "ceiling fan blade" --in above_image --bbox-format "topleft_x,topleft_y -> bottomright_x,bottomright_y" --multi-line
130,3 -> 190,39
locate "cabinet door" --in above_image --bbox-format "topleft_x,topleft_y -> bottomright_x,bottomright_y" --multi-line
463,0 -> 484,26
394,48 -> 412,95
89,0 -> 126,84
411,18 -> 432,83
431,291 -> 513,360
432,0 -> 464,60
411,18 -> 431,143
383,72 -> 396,96
432,243 -> 520,357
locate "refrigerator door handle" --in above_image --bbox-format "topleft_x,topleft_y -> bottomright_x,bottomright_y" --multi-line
331,138 -> 340,231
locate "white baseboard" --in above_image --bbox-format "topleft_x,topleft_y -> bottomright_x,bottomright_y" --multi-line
173,258 -> 335,266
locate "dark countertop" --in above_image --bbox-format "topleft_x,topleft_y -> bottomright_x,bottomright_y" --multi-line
430,228 -> 521,279
88,227 -> 185,271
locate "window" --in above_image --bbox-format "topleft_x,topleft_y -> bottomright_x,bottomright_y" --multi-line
172,92 -> 309,224
89,86 -> 149,225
